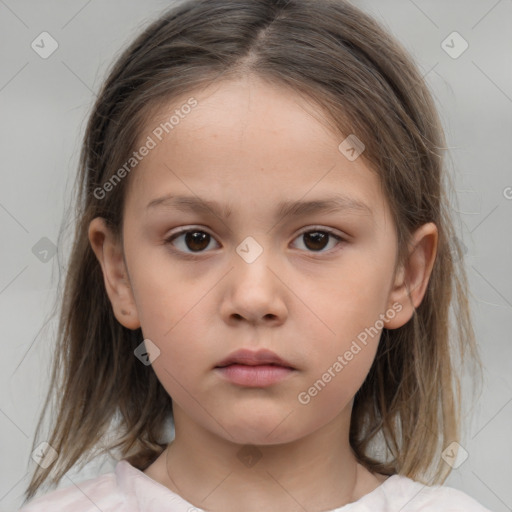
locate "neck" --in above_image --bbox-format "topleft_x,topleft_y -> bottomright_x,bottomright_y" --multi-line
145,405 -> 386,512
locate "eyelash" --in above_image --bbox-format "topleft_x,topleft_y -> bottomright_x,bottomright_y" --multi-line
164,226 -> 346,259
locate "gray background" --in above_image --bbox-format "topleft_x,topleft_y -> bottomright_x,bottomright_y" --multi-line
1,0 -> 511,511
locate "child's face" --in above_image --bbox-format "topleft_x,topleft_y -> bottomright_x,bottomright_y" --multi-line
113,76 -> 407,444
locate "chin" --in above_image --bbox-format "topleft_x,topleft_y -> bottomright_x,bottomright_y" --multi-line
217,410 -> 306,446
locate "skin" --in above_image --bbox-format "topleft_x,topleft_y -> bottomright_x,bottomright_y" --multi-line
89,74 -> 438,512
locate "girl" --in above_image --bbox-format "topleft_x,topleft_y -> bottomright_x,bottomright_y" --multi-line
20,0 -> 491,510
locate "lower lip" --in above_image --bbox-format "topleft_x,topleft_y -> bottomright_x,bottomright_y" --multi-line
215,364 -> 294,387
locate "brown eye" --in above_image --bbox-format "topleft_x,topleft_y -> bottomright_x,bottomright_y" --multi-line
184,231 -> 210,251
303,231 -> 329,251
166,229 -> 219,254
291,228 -> 344,253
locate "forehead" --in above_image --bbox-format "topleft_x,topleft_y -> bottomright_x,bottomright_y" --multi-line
140,76 -> 341,162
125,75 -> 388,220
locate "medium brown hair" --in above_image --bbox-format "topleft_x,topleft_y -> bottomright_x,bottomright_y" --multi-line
24,0 -> 482,502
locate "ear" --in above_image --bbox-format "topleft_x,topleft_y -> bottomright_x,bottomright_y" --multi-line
88,217 -> 141,330
384,222 -> 438,329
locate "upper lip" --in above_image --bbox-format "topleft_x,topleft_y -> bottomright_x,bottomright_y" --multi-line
215,349 -> 295,369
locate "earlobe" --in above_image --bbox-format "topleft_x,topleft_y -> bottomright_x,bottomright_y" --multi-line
88,217 -> 141,330
384,222 -> 438,330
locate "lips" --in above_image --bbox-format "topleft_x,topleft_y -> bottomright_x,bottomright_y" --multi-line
214,349 -> 296,387
214,348 -> 295,369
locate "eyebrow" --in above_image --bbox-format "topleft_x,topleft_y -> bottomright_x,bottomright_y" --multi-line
146,193 -> 372,220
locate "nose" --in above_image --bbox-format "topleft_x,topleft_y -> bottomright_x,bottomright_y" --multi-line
220,249 -> 288,327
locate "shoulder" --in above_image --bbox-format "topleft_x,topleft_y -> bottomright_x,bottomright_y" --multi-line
19,460 -> 201,512
19,467 -> 124,512
378,475 -> 492,512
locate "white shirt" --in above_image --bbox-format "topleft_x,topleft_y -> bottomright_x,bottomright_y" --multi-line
19,459 -> 492,511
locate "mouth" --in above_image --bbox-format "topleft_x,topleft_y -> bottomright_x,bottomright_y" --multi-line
214,349 -> 296,387
215,348 -> 295,369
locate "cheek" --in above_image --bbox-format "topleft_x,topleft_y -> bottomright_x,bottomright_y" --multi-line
125,252 -> 217,391
144,313 -> 213,415
305,260 -> 392,348
297,328 -> 380,406
294,258 -> 392,403
137,302 -> 213,382
127,245 -> 208,337
293,328 -> 380,438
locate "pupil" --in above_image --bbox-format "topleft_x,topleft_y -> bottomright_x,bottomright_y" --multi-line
185,231 -> 209,251
304,232 -> 328,251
